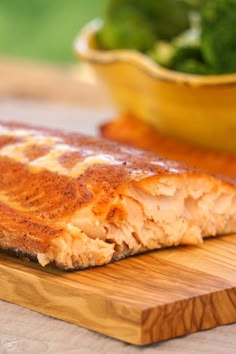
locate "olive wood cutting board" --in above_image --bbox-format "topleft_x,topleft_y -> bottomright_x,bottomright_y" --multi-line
0,234 -> 235,345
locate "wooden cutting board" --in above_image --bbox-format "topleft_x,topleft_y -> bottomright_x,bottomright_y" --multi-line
0,235 -> 235,346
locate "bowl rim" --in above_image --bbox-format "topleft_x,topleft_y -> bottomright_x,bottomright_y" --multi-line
74,18 -> 236,87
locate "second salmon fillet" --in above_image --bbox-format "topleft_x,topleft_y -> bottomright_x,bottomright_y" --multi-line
0,122 -> 235,270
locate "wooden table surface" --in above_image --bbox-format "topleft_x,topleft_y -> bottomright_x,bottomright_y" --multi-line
0,60 -> 235,353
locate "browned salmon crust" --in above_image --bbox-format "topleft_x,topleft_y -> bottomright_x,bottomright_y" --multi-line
100,114 -> 236,180
0,121 -> 236,270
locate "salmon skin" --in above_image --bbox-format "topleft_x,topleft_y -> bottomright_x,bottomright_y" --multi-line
0,121 -> 236,270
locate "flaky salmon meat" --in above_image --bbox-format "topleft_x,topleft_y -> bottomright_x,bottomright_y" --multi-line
0,122 -> 236,270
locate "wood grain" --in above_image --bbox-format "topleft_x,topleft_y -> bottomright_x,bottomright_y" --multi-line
0,234 -> 235,345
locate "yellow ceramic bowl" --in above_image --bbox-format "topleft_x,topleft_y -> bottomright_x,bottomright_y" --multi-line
75,19 -> 236,153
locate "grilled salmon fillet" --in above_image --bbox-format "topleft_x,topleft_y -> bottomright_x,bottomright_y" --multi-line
0,121 -> 236,270
101,114 -> 236,179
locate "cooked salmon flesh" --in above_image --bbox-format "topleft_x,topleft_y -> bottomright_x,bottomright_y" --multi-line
0,122 -> 235,270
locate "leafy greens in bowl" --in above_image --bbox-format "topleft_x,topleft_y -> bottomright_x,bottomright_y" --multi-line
96,0 -> 236,75
75,0 -> 236,153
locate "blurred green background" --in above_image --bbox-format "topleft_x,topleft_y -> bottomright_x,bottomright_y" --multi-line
0,0 -> 107,63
